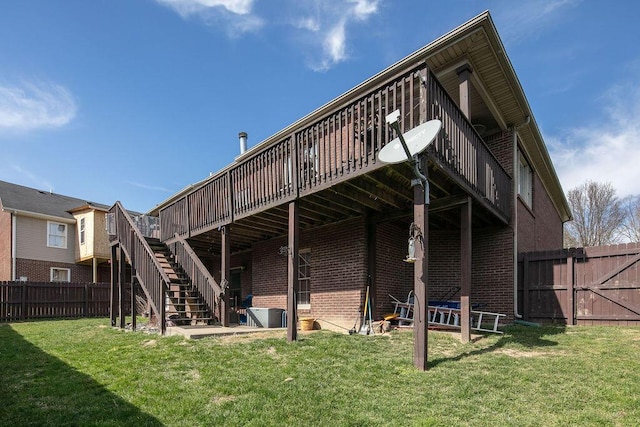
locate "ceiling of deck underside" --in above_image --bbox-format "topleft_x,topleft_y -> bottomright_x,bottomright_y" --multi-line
186,160 -> 503,257
422,23 -> 569,221
425,29 -> 514,137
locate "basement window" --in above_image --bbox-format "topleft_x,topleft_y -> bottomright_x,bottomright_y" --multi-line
51,267 -> 70,282
298,249 -> 311,309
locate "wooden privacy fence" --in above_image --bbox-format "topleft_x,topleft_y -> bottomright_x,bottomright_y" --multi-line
520,243 -> 640,325
0,282 -> 115,322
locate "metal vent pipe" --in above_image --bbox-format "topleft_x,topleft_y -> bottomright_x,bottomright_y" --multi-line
239,132 -> 248,154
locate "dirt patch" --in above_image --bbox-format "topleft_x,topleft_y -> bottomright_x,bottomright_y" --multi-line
496,348 -> 555,358
211,395 -> 236,405
216,330 -> 286,344
188,369 -> 200,381
266,346 -> 277,356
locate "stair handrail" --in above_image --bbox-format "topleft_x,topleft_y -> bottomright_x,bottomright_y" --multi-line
170,233 -> 223,318
111,201 -> 172,333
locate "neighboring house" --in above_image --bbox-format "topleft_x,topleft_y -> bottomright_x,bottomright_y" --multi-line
109,12 -> 572,338
0,180 -> 113,283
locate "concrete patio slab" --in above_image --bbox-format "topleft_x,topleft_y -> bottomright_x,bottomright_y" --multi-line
166,324 -> 286,340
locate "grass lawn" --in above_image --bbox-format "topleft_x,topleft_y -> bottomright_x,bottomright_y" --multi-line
1,319 -> 639,426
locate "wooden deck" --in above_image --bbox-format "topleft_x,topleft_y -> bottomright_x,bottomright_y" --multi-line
157,64 -> 511,253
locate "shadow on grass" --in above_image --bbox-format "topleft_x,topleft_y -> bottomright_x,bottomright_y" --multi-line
0,324 -> 163,426
428,324 -> 567,369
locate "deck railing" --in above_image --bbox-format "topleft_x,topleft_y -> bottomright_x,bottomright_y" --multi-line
111,201 -> 168,332
427,70 -> 510,220
159,63 -> 510,241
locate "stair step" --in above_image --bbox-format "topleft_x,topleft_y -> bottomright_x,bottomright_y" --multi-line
141,237 -> 216,328
167,311 -> 211,316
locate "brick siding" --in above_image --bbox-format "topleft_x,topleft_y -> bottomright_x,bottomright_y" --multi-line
15,258 -> 100,283
375,221 -> 414,316
518,173 -> 563,252
251,218 -> 368,328
485,130 -> 514,176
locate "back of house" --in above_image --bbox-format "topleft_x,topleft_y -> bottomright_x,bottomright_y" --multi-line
108,11 -> 571,334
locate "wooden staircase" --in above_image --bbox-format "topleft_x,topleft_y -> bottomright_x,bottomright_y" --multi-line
146,238 -> 216,326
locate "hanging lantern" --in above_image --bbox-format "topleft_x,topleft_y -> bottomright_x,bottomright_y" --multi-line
404,236 -> 416,263
404,222 -> 423,263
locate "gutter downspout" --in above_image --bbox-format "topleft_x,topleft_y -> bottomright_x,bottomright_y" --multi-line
512,116 -> 530,319
11,212 -> 17,281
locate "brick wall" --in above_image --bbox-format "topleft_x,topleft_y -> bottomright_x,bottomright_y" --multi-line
206,250 -> 253,300
16,258 -> 94,283
472,226 -> 515,318
245,215 -> 518,326
375,221 -> 414,316
485,129 -> 514,176
0,210 -> 11,281
518,173 -> 564,252
429,229 -> 462,301
251,218 -> 368,328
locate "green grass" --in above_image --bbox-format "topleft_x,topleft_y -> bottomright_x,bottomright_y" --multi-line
1,319 -> 639,426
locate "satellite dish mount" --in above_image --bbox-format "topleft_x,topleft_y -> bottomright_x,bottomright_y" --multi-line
378,110 -> 442,204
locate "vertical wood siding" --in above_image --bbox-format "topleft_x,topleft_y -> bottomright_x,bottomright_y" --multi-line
520,243 -> 640,325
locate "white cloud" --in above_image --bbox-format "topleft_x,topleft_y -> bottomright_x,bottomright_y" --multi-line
155,0 -> 263,36
548,81 -> 640,198
155,0 -> 380,70
0,81 -> 77,132
157,0 -> 254,17
350,0 -> 379,20
295,17 -> 320,32
129,181 -> 174,193
299,0 -> 381,71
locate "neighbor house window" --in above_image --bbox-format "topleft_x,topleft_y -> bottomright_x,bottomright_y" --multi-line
518,152 -> 533,207
80,218 -> 85,245
47,221 -> 67,248
298,249 -> 311,309
51,267 -> 70,282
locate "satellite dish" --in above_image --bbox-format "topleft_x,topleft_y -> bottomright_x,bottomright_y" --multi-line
378,119 -> 442,164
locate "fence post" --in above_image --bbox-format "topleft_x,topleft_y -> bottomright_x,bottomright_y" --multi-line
84,283 -> 89,317
566,254 -> 575,325
21,281 -> 27,321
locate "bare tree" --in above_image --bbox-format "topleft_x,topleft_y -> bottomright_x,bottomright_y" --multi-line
564,181 -> 625,247
620,195 -> 640,243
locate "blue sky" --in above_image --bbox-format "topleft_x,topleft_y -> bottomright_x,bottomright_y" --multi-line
1,0 -> 639,213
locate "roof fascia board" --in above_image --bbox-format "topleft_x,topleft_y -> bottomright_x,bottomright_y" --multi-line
480,15 -> 571,221
4,208 -> 76,224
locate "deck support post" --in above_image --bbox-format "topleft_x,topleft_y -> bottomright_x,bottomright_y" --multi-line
130,230 -> 137,331
457,64 -> 473,119
413,167 -> 429,371
119,246 -> 126,329
221,226 -> 231,327
460,196 -> 472,343
110,244 -> 118,327
287,200 -> 299,342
